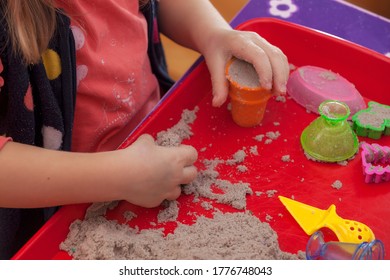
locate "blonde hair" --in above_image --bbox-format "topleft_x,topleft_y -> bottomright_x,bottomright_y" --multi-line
3,0 -> 57,64
2,0 -> 150,65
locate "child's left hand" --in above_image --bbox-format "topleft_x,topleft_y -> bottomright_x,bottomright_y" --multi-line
201,29 -> 289,107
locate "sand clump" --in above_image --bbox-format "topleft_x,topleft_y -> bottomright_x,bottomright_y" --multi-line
331,180 -> 343,190
84,201 -> 119,220
156,107 -> 198,147
182,157 -> 252,210
254,131 -> 281,145
157,200 -> 180,223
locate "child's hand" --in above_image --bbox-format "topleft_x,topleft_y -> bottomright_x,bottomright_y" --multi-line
202,29 -> 289,107
118,134 -> 198,208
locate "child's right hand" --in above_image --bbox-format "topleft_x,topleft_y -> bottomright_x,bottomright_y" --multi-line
116,134 -> 198,208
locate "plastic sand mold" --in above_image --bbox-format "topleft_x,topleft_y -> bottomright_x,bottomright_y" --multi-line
287,65 -> 366,116
361,142 -> 390,183
225,58 -> 272,127
279,196 -> 375,243
306,231 -> 385,260
300,100 -> 359,162
11,18 -> 390,260
352,101 -> 390,139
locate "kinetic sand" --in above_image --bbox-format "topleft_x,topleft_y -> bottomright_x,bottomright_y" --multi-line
60,106 -> 304,260
60,211 -> 302,260
227,58 -> 260,89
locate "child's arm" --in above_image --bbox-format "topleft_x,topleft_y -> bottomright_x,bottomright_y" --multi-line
158,0 -> 289,107
0,134 -> 197,208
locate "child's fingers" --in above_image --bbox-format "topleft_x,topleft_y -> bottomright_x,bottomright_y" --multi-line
165,185 -> 182,201
229,31 -> 289,95
177,144 -> 198,166
205,54 -> 229,107
181,165 -> 197,184
246,34 -> 289,94
226,31 -> 273,91
264,46 -> 289,94
237,42 -> 273,91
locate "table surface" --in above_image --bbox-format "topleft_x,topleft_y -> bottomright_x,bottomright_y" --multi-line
231,0 -> 390,57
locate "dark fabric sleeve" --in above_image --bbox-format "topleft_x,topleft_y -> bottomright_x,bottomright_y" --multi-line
49,13 -> 77,151
141,0 -> 175,94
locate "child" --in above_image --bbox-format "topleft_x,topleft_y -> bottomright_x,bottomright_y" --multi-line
0,0 -> 289,259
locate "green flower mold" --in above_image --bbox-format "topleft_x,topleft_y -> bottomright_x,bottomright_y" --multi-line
352,101 -> 390,139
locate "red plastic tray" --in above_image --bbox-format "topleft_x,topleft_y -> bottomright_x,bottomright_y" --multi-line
13,18 -> 390,260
